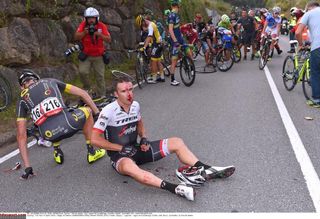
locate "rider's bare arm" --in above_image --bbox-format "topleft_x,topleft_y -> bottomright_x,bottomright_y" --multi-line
91,130 -> 123,151
137,119 -> 147,138
65,85 -> 99,115
16,119 -> 30,168
169,23 -> 177,42
295,23 -> 307,46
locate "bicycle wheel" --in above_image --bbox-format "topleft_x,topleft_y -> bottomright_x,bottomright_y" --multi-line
282,55 -> 297,91
232,46 -> 241,63
258,46 -> 269,70
0,76 -> 12,112
134,60 -> 145,89
302,65 -> 312,100
180,56 -> 196,87
216,49 -> 234,72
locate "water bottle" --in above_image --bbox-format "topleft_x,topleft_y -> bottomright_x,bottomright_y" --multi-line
37,137 -> 52,147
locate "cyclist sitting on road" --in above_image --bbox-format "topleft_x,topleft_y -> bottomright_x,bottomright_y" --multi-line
135,15 -> 165,84
201,24 -> 217,72
16,69 -> 106,180
167,0 -> 193,86
91,76 -> 235,201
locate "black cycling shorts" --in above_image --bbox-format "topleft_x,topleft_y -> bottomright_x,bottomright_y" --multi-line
150,43 -> 163,61
110,139 -> 170,174
38,107 -> 89,143
241,32 -> 255,46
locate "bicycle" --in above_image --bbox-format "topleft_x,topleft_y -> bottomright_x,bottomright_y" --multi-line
0,73 -> 12,112
215,29 -> 235,72
128,43 -> 171,89
176,44 -> 196,86
258,33 -> 277,70
282,41 -> 311,100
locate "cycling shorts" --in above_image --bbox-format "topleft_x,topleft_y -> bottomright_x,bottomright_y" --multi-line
265,27 -> 278,39
38,107 -> 89,143
150,43 -> 163,61
110,139 -> 170,174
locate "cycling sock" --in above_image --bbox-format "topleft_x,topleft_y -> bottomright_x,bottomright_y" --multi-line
53,142 -> 61,149
171,74 -> 175,82
160,180 -> 177,194
86,143 -> 95,155
193,161 -> 211,170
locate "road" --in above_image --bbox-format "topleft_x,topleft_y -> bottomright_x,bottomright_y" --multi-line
1,36 -> 320,213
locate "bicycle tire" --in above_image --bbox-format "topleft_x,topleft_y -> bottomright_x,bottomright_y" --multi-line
135,60 -> 144,89
282,55 -> 297,91
216,49 -> 234,72
0,75 -> 12,112
232,47 -> 241,63
180,56 -> 196,87
302,63 -> 312,100
258,45 -> 269,70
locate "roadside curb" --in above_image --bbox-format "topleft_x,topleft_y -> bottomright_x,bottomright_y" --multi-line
0,130 -> 16,148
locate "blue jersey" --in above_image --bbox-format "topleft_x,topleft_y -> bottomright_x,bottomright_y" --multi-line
167,10 -> 185,44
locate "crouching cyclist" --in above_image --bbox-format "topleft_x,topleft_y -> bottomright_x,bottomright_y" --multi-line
16,69 -> 106,180
91,76 -> 235,201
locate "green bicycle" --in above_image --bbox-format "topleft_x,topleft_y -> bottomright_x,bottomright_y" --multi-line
282,43 -> 312,100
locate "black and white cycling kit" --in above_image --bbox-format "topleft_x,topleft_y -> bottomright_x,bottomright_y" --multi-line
16,79 -> 89,143
93,100 -> 170,172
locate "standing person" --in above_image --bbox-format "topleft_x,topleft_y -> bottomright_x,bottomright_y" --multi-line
237,9 -> 256,60
296,2 -> 320,107
135,15 -> 165,83
288,7 -> 298,53
167,0 -> 193,86
74,7 -> 111,97
91,76 -> 235,201
16,69 -> 106,180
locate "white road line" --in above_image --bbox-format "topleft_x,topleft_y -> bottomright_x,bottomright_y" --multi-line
264,65 -> 320,212
0,139 -> 37,164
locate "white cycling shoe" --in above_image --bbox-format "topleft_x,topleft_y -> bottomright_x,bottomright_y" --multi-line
175,184 -> 195,201
204,165 -> 235,180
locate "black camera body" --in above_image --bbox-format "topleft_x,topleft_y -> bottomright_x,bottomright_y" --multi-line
64,42 -> 83,57
88,24 -> 96,35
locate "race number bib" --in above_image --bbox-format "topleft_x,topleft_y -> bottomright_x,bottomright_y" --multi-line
31,97 -> 63,125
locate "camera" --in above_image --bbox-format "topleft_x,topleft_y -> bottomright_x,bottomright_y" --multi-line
64,42 -> 83,57
88,24 -> 96,35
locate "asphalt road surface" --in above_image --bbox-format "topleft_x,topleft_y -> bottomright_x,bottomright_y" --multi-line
1,36 -> 320,213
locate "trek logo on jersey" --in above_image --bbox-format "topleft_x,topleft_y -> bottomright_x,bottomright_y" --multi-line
118,125 -> 137,137
115,116 -> 138,125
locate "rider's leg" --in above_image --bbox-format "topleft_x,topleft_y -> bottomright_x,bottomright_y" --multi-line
117,157 -> 194,200
166,137 -> 235,180
157,61 -> 165,81
79,106 -> 105,163
149,60 -> 158,83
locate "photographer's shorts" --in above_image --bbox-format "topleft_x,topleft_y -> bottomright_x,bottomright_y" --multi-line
38,107 -> 90,143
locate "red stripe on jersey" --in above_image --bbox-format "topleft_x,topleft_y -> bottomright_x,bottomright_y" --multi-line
93,128 -> 104,134
159,139 -> 165,158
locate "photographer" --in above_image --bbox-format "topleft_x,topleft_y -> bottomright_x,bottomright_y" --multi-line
74,7 -> 111,97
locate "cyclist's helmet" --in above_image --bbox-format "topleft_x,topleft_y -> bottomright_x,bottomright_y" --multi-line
221,14 -> 230,23
135,15 -> 144,27
170,0 -> 181,6
18,69 -> 40,86
164,9 -> 171,16
272,6 -> 281,14
260,8 -> 268,16
293,8 -> 304,19
290,7 -> 298,15
84,7 -> 99,22
176,166 -> 206,187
